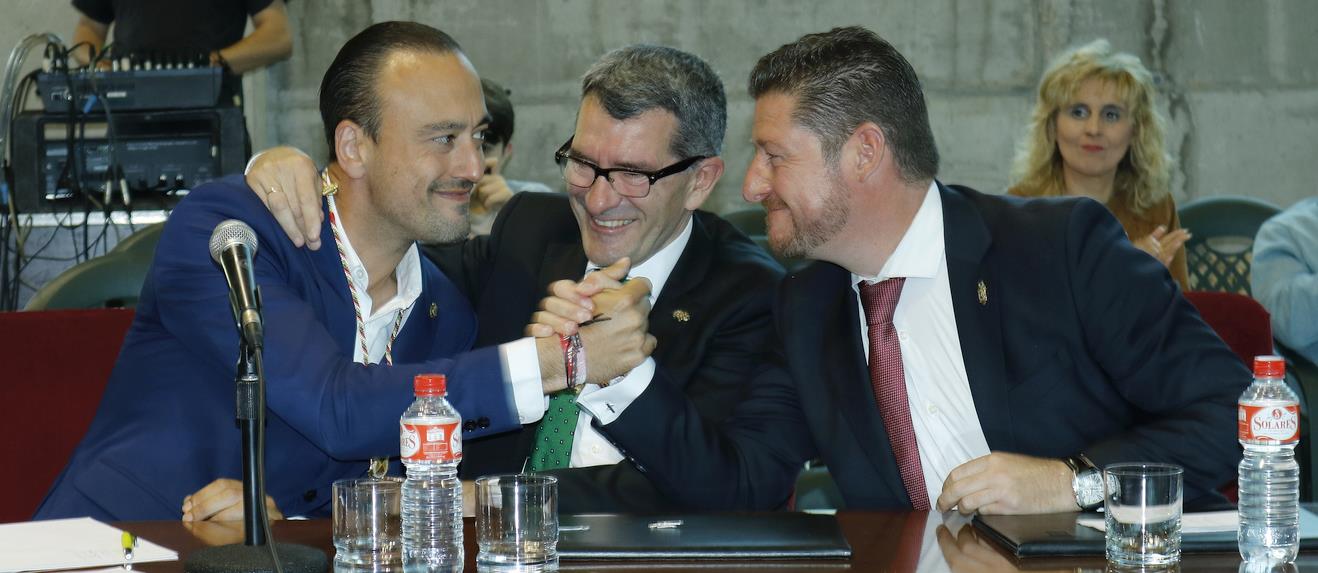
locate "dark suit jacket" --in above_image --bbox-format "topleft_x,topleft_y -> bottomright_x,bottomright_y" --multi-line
601,183 -> 1249,510
35,176 -> 517,521
430,192 -> 784,512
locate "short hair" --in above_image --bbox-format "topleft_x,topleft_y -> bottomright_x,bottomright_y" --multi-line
580,44 -> 726,159
749,26 -> 939,182
1009,39 -> 1171,213
481,78 -> 515,147
319,21 -> 464,161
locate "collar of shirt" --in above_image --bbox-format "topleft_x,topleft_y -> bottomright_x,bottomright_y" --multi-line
852,181 -> 944,289
327,195 -> 423,320
586,213 -> 693,304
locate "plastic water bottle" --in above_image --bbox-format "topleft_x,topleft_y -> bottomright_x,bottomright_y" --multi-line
1238,355 -> 1300,564
400,374 -> 464,572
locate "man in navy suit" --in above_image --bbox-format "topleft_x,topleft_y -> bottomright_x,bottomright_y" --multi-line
35,21 -> 652,522
539,27 -> 1248,514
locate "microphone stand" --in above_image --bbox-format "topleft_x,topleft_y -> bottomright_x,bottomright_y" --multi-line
184,327 -> 326,572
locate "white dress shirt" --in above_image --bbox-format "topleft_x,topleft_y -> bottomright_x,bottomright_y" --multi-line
329,197 -> 537,422
851,182 -> 991,500
327,196 -> 421,363
503,215 -> 693,468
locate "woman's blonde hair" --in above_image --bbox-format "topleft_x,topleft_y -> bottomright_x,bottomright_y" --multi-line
1009,39 -> 1172,213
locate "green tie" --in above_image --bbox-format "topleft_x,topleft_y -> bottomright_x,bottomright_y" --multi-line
527,391 -> 580,471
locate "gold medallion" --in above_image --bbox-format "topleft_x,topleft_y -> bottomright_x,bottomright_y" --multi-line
977,280 -> 988,306
368,457 -> 388,479
672,309 -> 691,323
428,302 -> 438,319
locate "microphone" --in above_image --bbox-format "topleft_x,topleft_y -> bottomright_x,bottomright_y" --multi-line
209,220 -> 263,347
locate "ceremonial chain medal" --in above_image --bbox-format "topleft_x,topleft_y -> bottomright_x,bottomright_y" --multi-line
324,169 -> 402,480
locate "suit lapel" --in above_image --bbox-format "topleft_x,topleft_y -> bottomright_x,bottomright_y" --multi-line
940,184 -> 1013,451
311,199 -> 357,357
798,264 -> 909,501
542,242 -> 589,288
391,269 -> 435,362
648,213 -> 712,360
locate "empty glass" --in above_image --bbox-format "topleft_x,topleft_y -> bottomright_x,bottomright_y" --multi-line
1104,463 -> 1183,568
475,474 -> 558,572
333,477 -> 403,572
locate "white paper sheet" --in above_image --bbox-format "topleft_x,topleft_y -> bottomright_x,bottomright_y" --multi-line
1079,510 -> 1239,533
0,517 -> 177,572
1079,508 -> 1318,536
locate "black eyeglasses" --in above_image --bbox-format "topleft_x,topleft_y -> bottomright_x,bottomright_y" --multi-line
553,137 -> 707,198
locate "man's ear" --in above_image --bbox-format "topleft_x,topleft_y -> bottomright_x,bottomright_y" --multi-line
334,119 -> 370,179
682,156 -> 725,211
845,122 -> 886,183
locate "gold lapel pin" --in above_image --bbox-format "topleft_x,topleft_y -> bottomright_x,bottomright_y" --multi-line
672,309 -> 691,323
976,280 -> 988,306
428,302 -> 438,319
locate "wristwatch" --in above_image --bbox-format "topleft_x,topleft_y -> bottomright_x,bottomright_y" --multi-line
1063,453 -> 1104,509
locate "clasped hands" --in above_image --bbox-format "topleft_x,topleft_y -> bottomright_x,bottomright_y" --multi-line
1133,225 -> 1191,268
529,258 -> 658,393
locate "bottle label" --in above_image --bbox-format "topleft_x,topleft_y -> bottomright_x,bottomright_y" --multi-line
400,420 -> 462,462
1238,403 -> 1300,444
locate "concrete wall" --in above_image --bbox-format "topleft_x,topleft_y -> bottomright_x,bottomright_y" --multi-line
4,0 -> 1317,217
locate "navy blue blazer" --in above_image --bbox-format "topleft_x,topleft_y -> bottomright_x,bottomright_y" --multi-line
35,175 -> 517,521
601,183 -> 1249,510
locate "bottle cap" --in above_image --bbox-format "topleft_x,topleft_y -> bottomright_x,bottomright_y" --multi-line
414,374 -> 446,396
1252,355 -> 1285,379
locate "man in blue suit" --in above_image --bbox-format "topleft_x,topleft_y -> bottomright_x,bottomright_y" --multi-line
538,27 -> 1248,514
35,21 -> 652,521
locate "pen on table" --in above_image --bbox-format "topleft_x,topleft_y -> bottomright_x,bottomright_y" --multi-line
121,530 -> 137,569
648,520 -> 683,529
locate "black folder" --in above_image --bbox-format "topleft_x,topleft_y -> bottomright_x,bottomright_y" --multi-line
557,513 -> 852,560
973,511 -> 1318,557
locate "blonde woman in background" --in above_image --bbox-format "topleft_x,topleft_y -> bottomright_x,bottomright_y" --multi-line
1009,39 -> 1190,290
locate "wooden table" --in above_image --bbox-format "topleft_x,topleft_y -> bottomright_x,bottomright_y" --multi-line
118,512 -> 1313,572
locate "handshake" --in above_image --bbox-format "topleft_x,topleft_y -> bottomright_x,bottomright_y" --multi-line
528,258 -> 658,394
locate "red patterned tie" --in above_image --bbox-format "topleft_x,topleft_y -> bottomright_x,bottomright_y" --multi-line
859,277 -> 930,510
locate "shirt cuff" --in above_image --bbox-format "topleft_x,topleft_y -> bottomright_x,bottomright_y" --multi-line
500,337 -> 545,424
577,357 -> 655,425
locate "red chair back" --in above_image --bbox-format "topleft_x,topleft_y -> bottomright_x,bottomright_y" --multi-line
0,309 -> 134,522
1183,291 -> 1272,504
1184,291 -> 1273,366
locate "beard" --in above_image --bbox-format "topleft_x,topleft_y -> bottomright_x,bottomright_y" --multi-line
418,177 -> 473,244
764,179 -> 850,259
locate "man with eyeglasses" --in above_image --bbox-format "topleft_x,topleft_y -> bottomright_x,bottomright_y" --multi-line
242,44 -> 783,513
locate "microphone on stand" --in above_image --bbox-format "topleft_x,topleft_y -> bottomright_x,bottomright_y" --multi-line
209,220 -> 263,348
185,220 -> 326,573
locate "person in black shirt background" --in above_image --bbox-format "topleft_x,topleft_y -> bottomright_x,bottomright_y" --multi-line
69,0 -> 292,106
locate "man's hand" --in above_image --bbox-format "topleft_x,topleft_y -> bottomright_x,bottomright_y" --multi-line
244,146 -> 324,250
1133,225 -> 1191,269
526,259 -> 630,338
471,160 -> 514,218
935,452 -> 1076,515
182,478 -> 285,522
530,259 -> 656,391
576,278 -> 657,383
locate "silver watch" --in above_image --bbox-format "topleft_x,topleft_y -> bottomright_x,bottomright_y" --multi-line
1064,454 -> 1104,509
